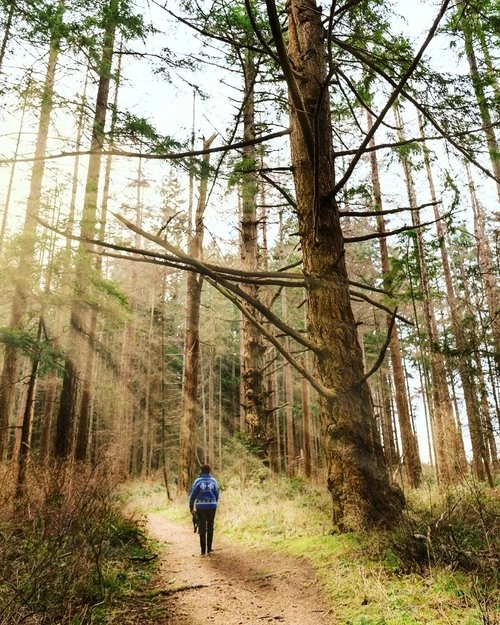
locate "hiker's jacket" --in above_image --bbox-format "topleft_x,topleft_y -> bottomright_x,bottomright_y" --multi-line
189,473 -> 219,511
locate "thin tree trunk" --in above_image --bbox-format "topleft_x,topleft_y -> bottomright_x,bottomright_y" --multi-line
0,17 -> 61,460
458,243 -> 500,474
395,106 -> 463,486
260,184 -> 279,472
16,319 -> 43,498
300,355 -> 313,478
421,119 -> 491,484
465,161 -> 500,381
279,212 -> 295,477
368,110 -> 421,486
283,317 -> 295,477
0,0 -> 15,72
57,0 -> 117,460
208,338 -> 215,468
0,73 -> 32,256
177,134 -> 215,491
459,12 -> 500,201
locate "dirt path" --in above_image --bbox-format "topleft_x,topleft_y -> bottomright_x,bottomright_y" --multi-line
147,512 -> 333,625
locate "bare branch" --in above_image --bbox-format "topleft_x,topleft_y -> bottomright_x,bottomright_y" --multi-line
37,218 -> 305,283
208,276 -> 336,399
339,200 -> 440,218
349,289 -> 412,325
153,0 -> 266,55
334,122 -> 500,158
326,0 -> 453,199
344,217 -> 442,243
260,172 -> 297,208
354,309 -> 398,387
0,129 -> 291,166
111,213 -> 319,352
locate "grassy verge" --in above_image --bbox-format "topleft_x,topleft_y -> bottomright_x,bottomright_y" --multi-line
125,471 -> 499,625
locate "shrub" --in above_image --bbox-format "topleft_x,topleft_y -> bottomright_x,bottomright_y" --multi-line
0,462 -> 152,624
386,482 -> 499,579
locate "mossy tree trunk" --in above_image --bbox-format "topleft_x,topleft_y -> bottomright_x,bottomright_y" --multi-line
239,47 -> 269,456
283,0 -> 404,530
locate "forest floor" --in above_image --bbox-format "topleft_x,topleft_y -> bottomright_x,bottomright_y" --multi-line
143,511 -> 333,625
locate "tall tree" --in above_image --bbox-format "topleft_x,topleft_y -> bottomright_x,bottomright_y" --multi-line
395,106 -> 465,485
238,44 -> 269,456
268,0 -> 405,529
55,0 -> 121,459
420,119 -> 493,485
178,135 -> 215,491
368,110 -> 421,487
0,0 -> 63,460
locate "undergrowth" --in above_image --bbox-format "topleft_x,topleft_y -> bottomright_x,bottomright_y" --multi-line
0,463 -> 157,625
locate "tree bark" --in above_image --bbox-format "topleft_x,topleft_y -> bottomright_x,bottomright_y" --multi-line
368,110 -> 421,487
239,47 -> 268,455
395,106 -> 464,486
177,134 -> 215,492
283,0 -> 404,530
300,355 -> 313,478
421,120 -> 492,485
56,0 -> 117,460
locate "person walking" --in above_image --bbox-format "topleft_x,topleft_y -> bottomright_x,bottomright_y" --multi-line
189,464 -> 219,556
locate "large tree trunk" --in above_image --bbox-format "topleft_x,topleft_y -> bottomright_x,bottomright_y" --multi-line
283,0 -> 404,530
239,48 -> 268,454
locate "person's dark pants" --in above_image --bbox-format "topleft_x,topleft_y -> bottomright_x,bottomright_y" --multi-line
196,508 -> 216,555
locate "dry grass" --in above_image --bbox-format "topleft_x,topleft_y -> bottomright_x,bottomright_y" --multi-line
0,462 -> 154,625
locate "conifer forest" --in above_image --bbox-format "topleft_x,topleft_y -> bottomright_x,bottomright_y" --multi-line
1,0 -> 500,582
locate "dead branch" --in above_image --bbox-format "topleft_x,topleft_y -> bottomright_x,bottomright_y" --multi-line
354,308 -> 398,388
344,217 -> 442,243
112,213 -> 319,353
327,0 -> 453,198
144,583 -> 208,597
207,275 -> 336,399
339,200 -> 440,218
349,289 -> 412,325
128,554 -> 158,563
0,129 -> 290,166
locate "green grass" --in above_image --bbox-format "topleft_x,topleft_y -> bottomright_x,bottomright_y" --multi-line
125,473 -> 499,625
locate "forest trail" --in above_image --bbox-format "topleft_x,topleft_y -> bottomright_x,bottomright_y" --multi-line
146,512 -> 333,625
